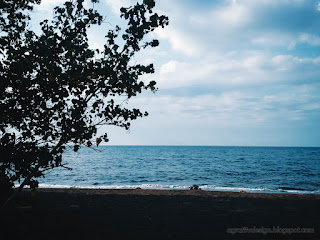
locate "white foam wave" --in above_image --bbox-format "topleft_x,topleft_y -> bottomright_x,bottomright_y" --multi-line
205,185 -> 270,192
36,183 -> 320,194
38,183 -> 189,190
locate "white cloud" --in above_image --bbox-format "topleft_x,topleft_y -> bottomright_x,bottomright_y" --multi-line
104,0 -> 134,14
242,55 -> 268,71
30,0 -> 320,146
129,83 -> 319,129
34,0 -> 66,12
156,54 -> 320,89
213,0 -> 250,27
131,92 -> 253,125
156,60 -> 214,88
159,60 -> 179,74
298,33 -> 320,46
251,32 -> 297,49
152,0 -> 320,58
271,55 -> 294,71
109,0 -> 320,146
154,27 -> 200,57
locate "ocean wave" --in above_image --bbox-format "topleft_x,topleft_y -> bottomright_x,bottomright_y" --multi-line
37,183 -> 188,190
36,183 -> 320,194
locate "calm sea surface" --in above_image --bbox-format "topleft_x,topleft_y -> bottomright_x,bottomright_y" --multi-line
39,146 -> 320,194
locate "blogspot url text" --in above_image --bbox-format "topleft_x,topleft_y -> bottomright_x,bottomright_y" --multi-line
227,226 -> 315,235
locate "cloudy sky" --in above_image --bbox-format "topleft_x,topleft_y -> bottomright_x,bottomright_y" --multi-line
32,0 -> 320,146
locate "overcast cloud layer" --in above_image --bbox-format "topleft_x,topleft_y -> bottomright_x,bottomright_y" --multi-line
33,0 -> 320,146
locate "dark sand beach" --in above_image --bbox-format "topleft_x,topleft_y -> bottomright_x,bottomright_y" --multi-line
1,188 -> 319,239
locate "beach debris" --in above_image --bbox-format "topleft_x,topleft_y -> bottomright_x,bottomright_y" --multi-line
240,190 -> 246,193
189,184 -> 201,190
23,179 -> 38,199
69,205 -> 80,209
31,188 -> 36,199
136,187 -> 142,190
96,137 -> 102,146
17,206 -> 33,211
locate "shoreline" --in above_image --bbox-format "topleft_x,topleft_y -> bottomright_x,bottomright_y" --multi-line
30,184 -> 320,195
33,187 -> 320,199
2,188 -> 320,239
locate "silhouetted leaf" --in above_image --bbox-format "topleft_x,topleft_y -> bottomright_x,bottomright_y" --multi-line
0,0 -> 168,190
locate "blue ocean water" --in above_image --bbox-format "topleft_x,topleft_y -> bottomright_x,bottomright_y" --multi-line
39,146 -> 320,194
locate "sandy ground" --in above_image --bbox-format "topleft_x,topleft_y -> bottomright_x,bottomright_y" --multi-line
1,188 -> 319,239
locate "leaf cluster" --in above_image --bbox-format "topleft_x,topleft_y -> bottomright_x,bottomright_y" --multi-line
0,0 -> 168,189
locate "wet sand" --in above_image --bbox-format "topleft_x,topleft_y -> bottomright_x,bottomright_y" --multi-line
1,188 -> 320,239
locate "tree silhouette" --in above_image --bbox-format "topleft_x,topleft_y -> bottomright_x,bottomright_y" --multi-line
0,0 -> 168,194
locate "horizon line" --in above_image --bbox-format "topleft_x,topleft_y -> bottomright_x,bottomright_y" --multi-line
97,144 -> 320,148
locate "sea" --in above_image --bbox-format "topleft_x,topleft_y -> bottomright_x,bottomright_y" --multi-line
38,146 -> 320,194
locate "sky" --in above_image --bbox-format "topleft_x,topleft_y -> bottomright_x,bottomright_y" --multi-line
31,0 -> 320,147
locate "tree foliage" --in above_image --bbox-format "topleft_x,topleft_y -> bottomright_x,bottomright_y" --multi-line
0,0 -> 168,191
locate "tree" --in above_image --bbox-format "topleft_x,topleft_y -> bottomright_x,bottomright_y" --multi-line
0,0 -> 168,195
